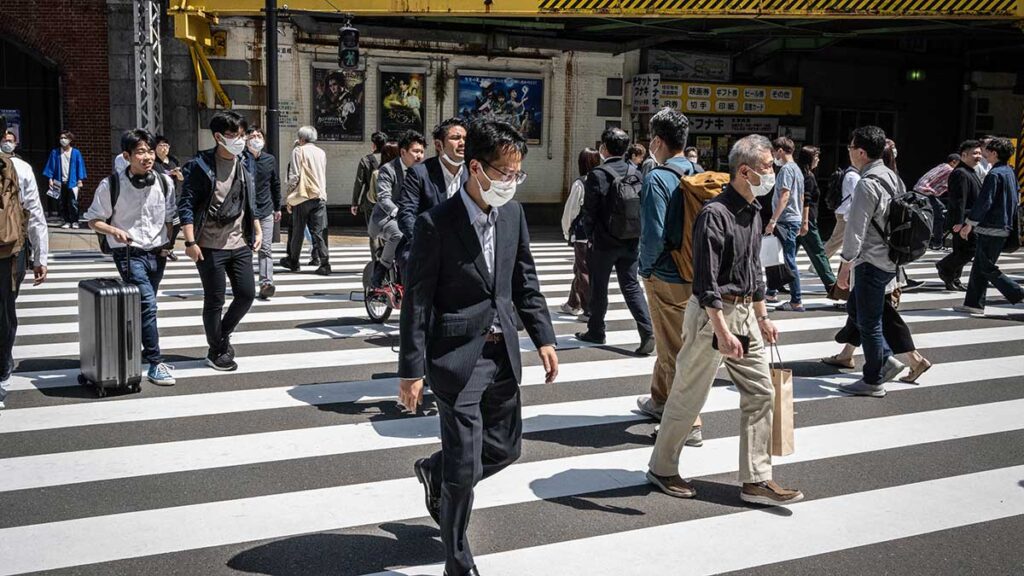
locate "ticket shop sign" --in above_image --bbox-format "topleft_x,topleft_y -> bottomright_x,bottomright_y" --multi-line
659,82 -> 802,117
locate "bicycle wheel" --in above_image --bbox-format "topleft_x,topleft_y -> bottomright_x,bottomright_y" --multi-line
363,261 -> 392,323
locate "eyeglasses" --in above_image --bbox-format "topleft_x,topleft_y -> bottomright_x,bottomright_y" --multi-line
482,160 -> 528,185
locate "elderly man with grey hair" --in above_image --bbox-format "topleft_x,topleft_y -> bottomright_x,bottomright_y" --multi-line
281,125 -> 331,275
646,134 -> 804,507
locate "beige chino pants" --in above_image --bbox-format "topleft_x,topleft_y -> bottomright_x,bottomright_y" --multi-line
642,276 -> 692,406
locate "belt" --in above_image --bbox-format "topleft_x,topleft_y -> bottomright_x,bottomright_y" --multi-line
111,246 -> 164,257
721,294 -> 754,304
484,332 -> 504,343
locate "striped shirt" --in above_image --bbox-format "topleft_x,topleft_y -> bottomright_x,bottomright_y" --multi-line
912,162 -> 954,197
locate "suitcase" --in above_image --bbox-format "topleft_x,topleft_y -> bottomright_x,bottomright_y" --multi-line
78,278 -> 143,397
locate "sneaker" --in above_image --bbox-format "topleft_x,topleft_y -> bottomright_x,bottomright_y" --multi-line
635,334 -> 656,356
0,377 -> 9,410
147,363 -> 176,386
740,480 -> 804,506
220,337 -> 236,362
953,304 -> 985,315
646,471 -> 697,498
636,396 -> 664,420
776,301 -> 805,312
559,303 -> 582,316
879,356 -> 906,384
315,265 -> 332,276
206,351 -> 238,372
575,331 -> 606,345
59,223 -> 71,229
578,313 -> 590,323
838,379 -> 887,398
71,222 -> 80,229
685,425 -> 704,447
258,284 -> 276,300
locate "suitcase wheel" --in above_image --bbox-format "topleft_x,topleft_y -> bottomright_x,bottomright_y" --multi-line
77,373 -> 88,387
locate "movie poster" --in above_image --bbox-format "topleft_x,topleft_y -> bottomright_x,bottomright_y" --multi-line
379,69 -> 427,137
456,72 -> 544,143
311,67 -> 365,142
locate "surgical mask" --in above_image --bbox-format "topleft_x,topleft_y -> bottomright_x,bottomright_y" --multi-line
476,168 -> 517,208
773,157 -> 784,167
219,135 -> 246,156
0,141 -> 15,155
60,138 -> 71,147
249,138 -> 265,153
747,169 -> 775,197
442,152 -> 464,167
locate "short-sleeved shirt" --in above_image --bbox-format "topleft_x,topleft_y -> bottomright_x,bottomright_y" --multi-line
772,161 -> 804,224
83,172 -> 176,251
198,156 -> 246,250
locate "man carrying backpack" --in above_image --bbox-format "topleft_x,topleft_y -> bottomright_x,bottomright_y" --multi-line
577,127 -> 654,355
0,114 -> 49,409
635,108 -> 703,446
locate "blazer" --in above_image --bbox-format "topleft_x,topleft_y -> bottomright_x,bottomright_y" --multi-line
397,156 -> 469,239
371,156 -> 407,224
581,157 -> 637,251
351,152 -> 379,215
399,191 -> 557,394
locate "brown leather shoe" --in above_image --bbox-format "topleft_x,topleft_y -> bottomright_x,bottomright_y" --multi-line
646,471 -> 697,498
740,480 -> 804,506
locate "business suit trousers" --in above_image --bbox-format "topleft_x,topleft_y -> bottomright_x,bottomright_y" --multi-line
423,341 -> 522,576
642,276 -> 692,406
936,232 -> 976,282
565,242 -> 590,313
586,243 -> 653,339
287,199 -> 329,266
649,297 -> 774,484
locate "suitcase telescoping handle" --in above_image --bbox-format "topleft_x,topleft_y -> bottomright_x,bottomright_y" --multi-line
126,319 -> 133,361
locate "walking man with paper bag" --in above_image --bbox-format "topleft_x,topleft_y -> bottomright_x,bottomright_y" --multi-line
647,135 -> 803,506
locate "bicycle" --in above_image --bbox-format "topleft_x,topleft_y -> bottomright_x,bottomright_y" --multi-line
360,241 -> 403,323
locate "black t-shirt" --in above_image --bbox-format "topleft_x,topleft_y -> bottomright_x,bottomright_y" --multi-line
803,171 -> 821,223
154,155 -> 180,175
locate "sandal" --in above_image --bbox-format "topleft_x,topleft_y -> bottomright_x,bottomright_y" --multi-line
899,358 -> 932,384
821,355 -> 855,369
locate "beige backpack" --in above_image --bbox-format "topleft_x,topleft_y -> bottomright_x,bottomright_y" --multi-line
0,155 -> 27,261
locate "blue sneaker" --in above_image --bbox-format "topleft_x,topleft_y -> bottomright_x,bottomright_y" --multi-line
147,363 -> 176,386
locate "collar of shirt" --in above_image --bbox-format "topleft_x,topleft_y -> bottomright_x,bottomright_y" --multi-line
720,184 -> 761,215
443,162 -> 464,198
460,187 -> 497,229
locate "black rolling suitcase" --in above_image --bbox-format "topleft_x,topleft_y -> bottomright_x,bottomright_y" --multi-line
78,278 -> 143,397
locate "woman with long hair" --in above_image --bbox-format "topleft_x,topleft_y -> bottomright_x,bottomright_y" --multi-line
795,146 -> 836,293
560,147 -> 602,320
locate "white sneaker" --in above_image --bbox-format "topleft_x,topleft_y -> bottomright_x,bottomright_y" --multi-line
70,222 -> 80,229
952,304 -> 985,315
59,223 -> 71,229
559,303 -> 582,316
0,377 -> 9,409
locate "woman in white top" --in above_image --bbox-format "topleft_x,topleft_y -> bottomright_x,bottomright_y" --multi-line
559,147 -> 601,319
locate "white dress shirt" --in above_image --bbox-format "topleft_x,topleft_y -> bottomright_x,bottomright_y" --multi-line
442,162 -> 464,199
8,156 -> 49,266
83,172 -> 176,251
460,189 -> 501,334
835,169 -> 860,218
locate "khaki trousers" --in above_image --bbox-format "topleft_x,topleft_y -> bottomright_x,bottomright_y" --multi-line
823,214 -> 846,260
643,276 -> 692,406
649,296 -> 774,483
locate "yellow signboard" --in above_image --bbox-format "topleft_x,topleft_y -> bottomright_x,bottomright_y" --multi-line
658,82 -> 803,117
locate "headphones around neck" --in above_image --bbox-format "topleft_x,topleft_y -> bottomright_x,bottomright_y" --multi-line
126,167 -> 156,189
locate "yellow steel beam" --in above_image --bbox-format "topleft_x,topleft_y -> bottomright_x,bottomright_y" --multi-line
169,0 -> 1024,19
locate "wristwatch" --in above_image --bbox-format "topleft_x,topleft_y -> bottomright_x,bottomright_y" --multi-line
184,240 -> 197,248
757,315 -> 770,322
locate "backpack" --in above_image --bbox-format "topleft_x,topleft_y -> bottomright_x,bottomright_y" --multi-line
655,165 -> 729,282
825,166 -> 855,211
367,169 -> 380,205
865,174 -> 933,266
96,171 -> 171,255
599,164 -> 643,240
0,155 -> 28,262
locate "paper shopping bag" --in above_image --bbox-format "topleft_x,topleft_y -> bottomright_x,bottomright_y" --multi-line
759,234 -> 783,267
770,344 -> 794,457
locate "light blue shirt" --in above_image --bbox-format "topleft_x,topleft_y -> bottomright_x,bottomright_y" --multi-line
460,188 -> 502,334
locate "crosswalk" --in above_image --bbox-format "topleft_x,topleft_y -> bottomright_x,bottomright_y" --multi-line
2,237 -> 1024,576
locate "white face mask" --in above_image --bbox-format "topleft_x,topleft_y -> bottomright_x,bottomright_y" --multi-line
0,141 -> 15,155
476,167 -> 517,208
747,169 -> 776,197
59,138 -> 71,148
249,138 -> 265,153
442,152 -> 464,167
219,134 -> 246,156
773,157 -> 784,167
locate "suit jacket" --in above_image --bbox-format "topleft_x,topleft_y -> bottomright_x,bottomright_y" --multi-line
399,191 -> 556,393
581,157 -> 637,251
397,156 -> 469,239
351,152 -> 380,215
371,157 -> 406,223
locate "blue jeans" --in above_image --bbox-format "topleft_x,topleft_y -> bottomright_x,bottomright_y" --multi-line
964,234 -> 1024,309
768,221 -> 802,304
113,249 -> 166,366
847,263 -> 896,384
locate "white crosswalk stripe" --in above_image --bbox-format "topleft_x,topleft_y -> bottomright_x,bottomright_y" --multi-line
2,240 -> 1023,576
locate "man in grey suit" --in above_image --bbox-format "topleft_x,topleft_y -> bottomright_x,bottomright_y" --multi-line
369,130 -> 425,288
398,119 -> 559,576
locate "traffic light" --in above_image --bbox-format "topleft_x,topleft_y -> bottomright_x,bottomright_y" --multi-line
339,25 -> 359,70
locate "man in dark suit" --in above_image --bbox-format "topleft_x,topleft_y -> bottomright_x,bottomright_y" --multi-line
369,130 -> 425,287
397,118 -> 469,241
351,131 -> 388,253
398,119 -> 559,576
576,127 -> 655,356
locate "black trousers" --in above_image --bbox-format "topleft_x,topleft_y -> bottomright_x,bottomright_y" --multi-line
586,243 -> 653,339
835,294 -> 915,355
195,246 -> 255,353
287,199 -> 329,266
423,341 -> 522,576
936,232 -> 976,281
0,249 -> 27,382
60,182 -> 79,224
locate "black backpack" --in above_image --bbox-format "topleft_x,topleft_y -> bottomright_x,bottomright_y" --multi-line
865,174 -> 933,266
825,166 -> 854,211
599,164 -> 643,240
96,171 -> 171,255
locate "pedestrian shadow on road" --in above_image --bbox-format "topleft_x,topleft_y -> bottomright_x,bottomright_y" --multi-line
226,522 -> 442,576
529,469 -> 646,516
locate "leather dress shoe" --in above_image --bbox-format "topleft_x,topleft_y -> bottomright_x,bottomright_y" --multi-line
575,331 -> 606,345
413,458 -> 441,525
443,568 -> 481,576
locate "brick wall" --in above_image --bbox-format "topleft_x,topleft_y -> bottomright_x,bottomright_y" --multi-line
0,0 -> 111,208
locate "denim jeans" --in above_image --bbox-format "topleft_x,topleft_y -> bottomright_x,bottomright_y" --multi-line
768,221 -> 802,303
112,249 -> 166,366
964,234 -> 1024,309
847,263 -> 897,384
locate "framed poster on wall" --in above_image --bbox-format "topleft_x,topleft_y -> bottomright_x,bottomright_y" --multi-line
455,70 -> 544,144
379,66 -> 427,137
311,65 -> 365,142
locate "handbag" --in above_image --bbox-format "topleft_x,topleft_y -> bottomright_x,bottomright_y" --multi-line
759,233 -> 783,267
765,263 -> 796,291
769,343 -> 795,457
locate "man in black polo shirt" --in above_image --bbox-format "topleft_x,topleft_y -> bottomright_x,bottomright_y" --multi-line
647,134 -> 803,507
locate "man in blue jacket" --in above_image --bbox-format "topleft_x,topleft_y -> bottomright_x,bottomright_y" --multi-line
954,137 -> 1023,314
43,130 -> 87,229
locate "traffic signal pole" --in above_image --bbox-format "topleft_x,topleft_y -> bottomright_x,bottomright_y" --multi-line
265,0 -> 280,160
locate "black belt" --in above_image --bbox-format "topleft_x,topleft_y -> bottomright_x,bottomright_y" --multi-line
111,246 -> 164,257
